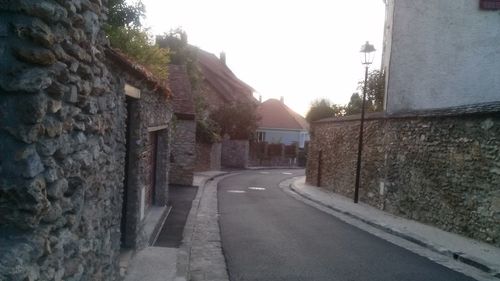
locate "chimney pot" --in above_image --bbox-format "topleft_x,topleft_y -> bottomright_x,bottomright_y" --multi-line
220,51 -> 226,65
280,96 -> 284,103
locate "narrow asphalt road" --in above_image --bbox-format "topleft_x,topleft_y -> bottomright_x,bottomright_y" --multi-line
218,169 -> 477,281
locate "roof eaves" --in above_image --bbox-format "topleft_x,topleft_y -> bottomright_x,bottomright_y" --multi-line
105,47 -> 171,98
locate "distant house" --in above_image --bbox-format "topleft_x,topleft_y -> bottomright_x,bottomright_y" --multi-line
256,98 -> 309,148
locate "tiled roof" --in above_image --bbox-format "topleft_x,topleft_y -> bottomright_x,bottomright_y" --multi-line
105,47 -> 171,98
168,64 -> 195,118
257,99 -> 309,131
195,48 -> 256,104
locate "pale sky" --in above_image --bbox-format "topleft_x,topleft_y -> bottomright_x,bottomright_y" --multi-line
141,0 -> 386,116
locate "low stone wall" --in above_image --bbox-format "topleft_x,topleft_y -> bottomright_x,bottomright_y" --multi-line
221,139 -> 249,168
306,112 -> 500,246
194,142 -> 221,172
170,119 -> 196,185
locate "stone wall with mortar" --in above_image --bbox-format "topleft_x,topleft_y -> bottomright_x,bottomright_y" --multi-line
306,112 -> 500,246
221,139 -> 249,168
170,119 -> 196,186
194,142 -> 221,172
0,1 -> 173,280
0,1 -> 126,280
106,61 -> 173,250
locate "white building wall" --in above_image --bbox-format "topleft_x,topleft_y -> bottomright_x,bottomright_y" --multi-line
384,0 -> 500,114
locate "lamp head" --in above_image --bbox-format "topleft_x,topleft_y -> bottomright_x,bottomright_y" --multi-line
360,41 -> 376,65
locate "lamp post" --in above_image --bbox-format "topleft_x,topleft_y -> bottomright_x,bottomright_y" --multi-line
354,41 -> 376,204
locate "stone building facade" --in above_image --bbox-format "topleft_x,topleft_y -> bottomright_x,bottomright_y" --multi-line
168,65 -> 196,186
106,49 -> 173,250
0,1 -> 173,280
306,107 -> 500,247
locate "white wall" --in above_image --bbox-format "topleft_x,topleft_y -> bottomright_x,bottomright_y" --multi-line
384,0 -> 500,114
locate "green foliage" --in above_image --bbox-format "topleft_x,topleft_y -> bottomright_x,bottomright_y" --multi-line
108,0 -> 145,28
345,93 -> 363,115
106,1 -> 169,80
364,69 -> 386,112
305,98 -> 345,122
156,29 -> 202,90
345,70 -> 386,115
210,101 -> 261,140
106,26 -> 170,80
196,118 -> 221,144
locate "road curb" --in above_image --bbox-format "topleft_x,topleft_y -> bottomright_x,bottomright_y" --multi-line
287,177 -> 500,279
175,172 -> 231,281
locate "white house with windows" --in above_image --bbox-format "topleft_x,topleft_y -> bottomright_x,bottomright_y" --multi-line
256,98 -> 310,148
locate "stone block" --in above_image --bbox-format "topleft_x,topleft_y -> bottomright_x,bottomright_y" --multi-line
13,46 -> 56,66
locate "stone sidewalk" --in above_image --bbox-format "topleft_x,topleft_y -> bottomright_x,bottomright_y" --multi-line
123,171 -> 229,281
289,176 -> 500,280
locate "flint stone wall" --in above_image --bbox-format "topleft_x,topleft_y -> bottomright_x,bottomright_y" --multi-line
221,139 -> 249,168
106,61 -> 173,250
194,142 -> 221,172
170,119 -> 195,186
0,1 -> 126,280
306,111 -> 500,246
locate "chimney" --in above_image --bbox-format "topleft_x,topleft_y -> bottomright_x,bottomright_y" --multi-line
259,95 -> 262,103
280,96 -> 284,103
220,51 -> 226,65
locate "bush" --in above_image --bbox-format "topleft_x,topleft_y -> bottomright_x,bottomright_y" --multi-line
106,26 -> 170,80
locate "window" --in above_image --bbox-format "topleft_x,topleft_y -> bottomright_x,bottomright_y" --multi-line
257,132 -> 266,142
480,0 -> 500,10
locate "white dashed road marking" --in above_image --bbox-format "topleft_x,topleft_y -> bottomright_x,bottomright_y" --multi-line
282,172 -> 293,175
248,187 -> 266,191
227,190 -> 246,194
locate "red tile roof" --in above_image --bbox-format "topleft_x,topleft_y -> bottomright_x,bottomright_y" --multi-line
195,48 -> 256,104
257,99 -> 309,130
168,64 -> 195,119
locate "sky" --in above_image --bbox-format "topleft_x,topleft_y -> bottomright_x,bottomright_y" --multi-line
141,0 -> 387,116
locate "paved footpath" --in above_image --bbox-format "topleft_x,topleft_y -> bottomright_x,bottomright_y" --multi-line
123,171 -> 229,281
288,176 -> 500,280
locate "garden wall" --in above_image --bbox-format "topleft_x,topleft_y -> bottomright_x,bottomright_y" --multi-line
306,109 -> 500,246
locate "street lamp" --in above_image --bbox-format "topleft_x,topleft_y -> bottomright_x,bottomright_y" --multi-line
354,41 -> 376,204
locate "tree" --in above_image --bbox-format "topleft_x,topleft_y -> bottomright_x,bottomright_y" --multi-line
357,69 -> 386,112
305,99 -> 345,122
345,93 -> 364,115
107,0 -> 145,28
210,101 -> 261,140
105,1 -> 170,80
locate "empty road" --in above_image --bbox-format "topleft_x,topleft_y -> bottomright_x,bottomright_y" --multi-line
218,169 -> 477,281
